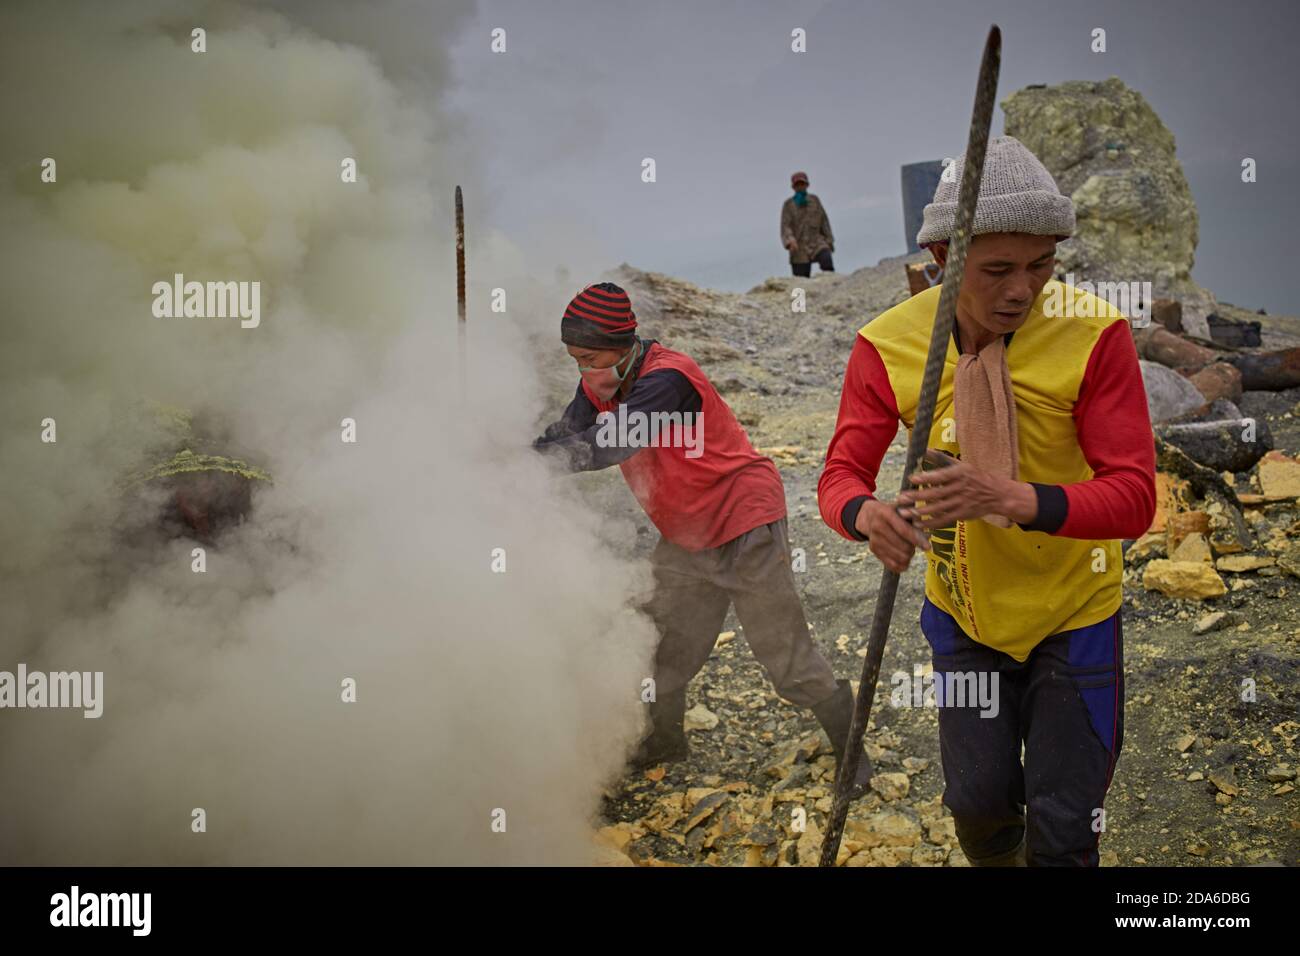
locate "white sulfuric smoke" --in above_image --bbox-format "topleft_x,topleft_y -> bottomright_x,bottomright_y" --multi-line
0,0 -> 656,864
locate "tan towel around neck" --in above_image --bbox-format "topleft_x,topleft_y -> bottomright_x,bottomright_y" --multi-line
953,334 -> 1019,528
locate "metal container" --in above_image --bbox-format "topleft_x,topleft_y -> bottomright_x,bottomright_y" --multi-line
900,160 -> 945,253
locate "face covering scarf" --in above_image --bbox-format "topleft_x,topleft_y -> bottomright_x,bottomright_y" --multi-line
793,189 -> 808,206
579,340 -> 642,401
952,334 -> 1019,528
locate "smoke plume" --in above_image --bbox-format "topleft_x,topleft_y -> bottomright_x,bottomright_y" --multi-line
0,0 -> 656,864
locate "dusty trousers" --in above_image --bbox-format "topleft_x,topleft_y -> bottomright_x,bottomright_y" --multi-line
920,596 -> 1125,867
642,517 -> 838,708
791,248 -> 834,277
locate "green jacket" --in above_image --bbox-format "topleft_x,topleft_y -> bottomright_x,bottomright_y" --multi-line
780,193 -> 834,264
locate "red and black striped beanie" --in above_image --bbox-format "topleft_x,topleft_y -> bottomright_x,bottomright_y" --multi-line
561,282 -> 638,349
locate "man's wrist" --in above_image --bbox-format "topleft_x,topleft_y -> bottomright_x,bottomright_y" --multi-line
842,494 -> 873,541
1015,482 -> 1069,534
1003,480 -> 1039,525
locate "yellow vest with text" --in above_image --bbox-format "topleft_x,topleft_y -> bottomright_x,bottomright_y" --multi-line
859,281 -> 1127,660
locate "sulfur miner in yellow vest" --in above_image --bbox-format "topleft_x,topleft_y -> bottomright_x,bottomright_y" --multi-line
819,136 -> 1156,868
862,279 -> 1133,661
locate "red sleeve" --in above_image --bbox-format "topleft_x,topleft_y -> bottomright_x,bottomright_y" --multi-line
818,335 -> 902,540
1055,319 -> 1158,540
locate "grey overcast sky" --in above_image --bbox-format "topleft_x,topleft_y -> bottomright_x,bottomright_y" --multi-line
446,0 -> 1300,314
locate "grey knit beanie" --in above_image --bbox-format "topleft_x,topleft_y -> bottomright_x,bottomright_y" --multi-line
916,136 -> 1074,247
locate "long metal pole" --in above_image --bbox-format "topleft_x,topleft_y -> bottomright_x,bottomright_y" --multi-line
819,24 -> 1002,868
456,185 -> 466,397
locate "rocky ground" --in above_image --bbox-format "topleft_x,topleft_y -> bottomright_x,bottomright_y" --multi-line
536,255 -> 1300,867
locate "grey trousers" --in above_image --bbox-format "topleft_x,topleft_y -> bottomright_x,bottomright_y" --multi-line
642,518 -> 838,708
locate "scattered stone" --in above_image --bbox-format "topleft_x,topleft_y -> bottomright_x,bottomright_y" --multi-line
684,703 -> 719,732
911,844 -> 948,866
1157,437 -> 1243,516
1170,532 -> 1213,564
1192,612 -> 1226,635
791,737 -> 822,768
774,764 -> 812,792
845,811 -> 922,849
1135,326 -> 1218,368
901,756 -> 930,775
1265,765 -> 1296,783
1157,418 -> 1267,473
1142,363 -> 1209,424
762,739 -> 808,780
868,845 -> 915,867
1208,769 -> 1239,797
1277,550 -> 1300,581
1174,733 -> 1197,752
681,790 -> 733,837
1207,498 -> 1255,555
1258,450 -> 1300,498
1165,511 -> 1210,552
743,821 -> 782,848
743,841 -> 780,867
1127,530 -> 1166,560
926,817 -> 957,845
1207,313 -> 1261,348
1149,472 -> 1193,534
1192,611 -> 1243,634
870,772 -> 911,801
1186,363 -> 1245,405
1215,554 -> 1275,572
1151,298 -> 1182,332
685,787 -> 723,811
777,840 -> 798,866
640,793 -> 686,834
793,819 -> 849,867
1142,559 -> 1227,599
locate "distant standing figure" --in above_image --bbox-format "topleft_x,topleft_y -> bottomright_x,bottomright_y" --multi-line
781,171 -> 834,277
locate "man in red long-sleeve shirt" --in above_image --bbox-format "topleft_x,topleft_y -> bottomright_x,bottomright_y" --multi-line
818,137 -> 1155,866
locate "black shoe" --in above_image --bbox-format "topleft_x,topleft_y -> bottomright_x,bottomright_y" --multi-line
629,686 -> 690,770
811,679 -> 875,800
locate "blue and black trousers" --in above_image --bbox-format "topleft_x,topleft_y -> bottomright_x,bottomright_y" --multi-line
919,597 -> 1125,867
